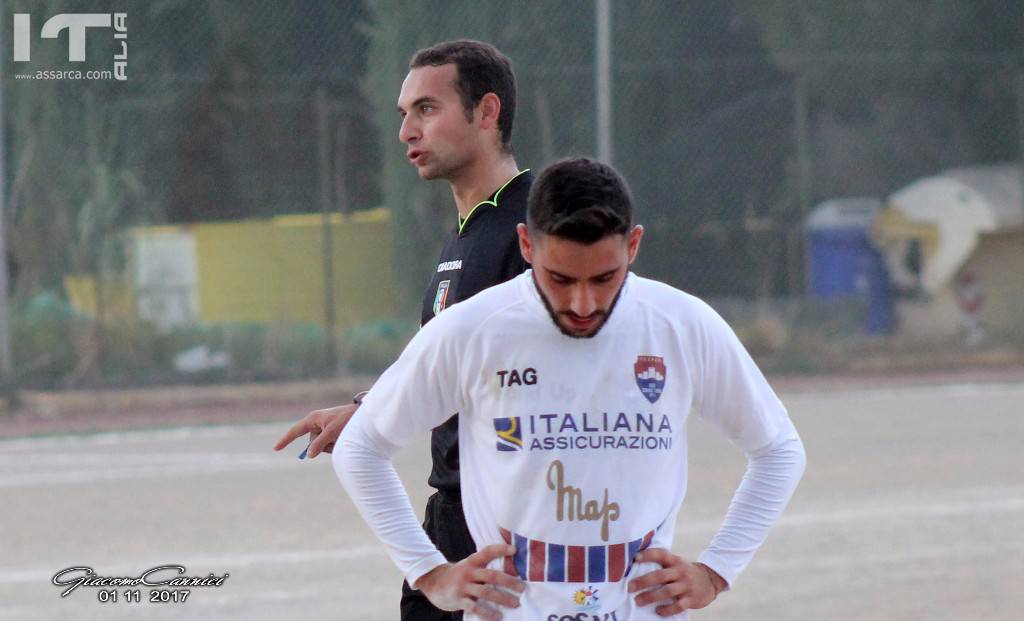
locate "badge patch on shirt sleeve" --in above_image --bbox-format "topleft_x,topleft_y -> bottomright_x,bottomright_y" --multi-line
433,279 -> 451,316
634,355 -> 666,404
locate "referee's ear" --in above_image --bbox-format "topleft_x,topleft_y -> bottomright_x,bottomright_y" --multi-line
477,92 -> 502,133
517,223 -> 533,264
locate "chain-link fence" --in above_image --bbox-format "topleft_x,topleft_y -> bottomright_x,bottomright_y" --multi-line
2,0 -> 1023,390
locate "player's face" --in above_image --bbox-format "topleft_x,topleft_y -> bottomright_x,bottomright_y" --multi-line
397,64 -> 481,180
517,224 -> 644,338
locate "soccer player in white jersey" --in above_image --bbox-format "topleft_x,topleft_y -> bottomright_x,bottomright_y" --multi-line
334,158 -> 806,620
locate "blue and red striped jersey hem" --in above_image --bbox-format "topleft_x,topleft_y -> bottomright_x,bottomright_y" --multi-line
498,526 -> 655,583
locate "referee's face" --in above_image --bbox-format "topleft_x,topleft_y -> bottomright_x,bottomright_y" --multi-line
397,64 -> 482,181
518,224 -> 644,339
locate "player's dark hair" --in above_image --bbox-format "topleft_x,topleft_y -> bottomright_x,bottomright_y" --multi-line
410,40 -> 516,152
527,158 -> 633,244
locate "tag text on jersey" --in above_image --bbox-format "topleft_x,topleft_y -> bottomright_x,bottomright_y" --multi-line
498,368 -> 537,387
547,460 -> 620,542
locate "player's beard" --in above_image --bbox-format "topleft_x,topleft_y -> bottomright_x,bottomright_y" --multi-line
532,272 -> 625,339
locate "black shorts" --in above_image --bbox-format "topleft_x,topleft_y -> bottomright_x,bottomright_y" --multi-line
400,492 -> 475,621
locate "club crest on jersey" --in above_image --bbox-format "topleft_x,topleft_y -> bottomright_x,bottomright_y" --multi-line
634,356 -> 666,404
433,280 -> 451,315
494,417 -> 523,451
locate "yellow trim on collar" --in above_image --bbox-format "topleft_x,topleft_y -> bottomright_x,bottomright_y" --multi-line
457,169 -> 530,235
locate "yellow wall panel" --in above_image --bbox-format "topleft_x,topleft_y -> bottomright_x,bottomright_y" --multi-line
192,209 -> 398,330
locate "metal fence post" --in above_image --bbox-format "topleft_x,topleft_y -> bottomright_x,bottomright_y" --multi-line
0,6 -> 15,402
317,87 -> 338,372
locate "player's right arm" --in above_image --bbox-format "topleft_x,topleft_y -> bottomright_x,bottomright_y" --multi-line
336,426 -> 524,619
413,545 -> 525,621
333,308 -> 524,616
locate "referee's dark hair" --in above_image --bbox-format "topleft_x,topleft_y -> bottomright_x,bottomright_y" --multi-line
527,158 -> 633,244
410,40 -> 516,152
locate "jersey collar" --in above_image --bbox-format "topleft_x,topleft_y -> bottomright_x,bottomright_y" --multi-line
457,168 -> 531,236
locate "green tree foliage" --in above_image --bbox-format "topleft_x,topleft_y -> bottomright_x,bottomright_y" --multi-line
609,2 -> 790,296
4,0 -> 157,295
140,1 -> 377,223
7,0 -> 1023,317
739,0 -> 1024,197
4,1 -> 377,290
358,1 -> 809,300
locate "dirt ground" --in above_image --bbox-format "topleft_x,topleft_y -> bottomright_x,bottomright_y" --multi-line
0,376 -> 373,438
2,370 -> 1021,620
2,366 -> 1022,439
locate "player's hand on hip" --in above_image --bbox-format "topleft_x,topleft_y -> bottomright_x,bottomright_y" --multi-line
413,544 -> 524,621
272,402 -> 360,458
628,548 -> 726,617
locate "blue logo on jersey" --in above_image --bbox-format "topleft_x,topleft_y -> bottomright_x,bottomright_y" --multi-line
634,356 -> 666,404
494,417 -> 523,451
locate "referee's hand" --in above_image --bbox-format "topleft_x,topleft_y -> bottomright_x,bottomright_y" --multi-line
272,403 -> 360,458
414,544 -> 524,621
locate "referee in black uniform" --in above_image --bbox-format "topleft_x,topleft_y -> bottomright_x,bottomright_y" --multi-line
274,40 -> 531,621
410,167 -> 531,621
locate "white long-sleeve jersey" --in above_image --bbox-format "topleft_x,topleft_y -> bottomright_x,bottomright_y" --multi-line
335,271 -> 806,620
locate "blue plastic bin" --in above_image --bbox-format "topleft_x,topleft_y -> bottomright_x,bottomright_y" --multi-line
805,198 -> 892,334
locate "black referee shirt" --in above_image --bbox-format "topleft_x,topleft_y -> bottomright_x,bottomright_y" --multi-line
419,169 -> 533,496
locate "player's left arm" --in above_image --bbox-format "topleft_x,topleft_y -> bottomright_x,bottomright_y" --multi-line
629,428 -> 804,616
689,301 -> 806,590
628,549 -> 726,616
696,300 -> 806,581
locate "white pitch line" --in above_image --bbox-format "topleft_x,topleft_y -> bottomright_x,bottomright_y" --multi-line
0,451 -> 300,466
195,584 -> 395,607
781,380 -> 1024,402
0,422 -> 284,450
752,540 -> 1024,573
2,493 -> 1021,587
0,544 -> 386,585
773,496 -> 1024,528
0,587 -> 397,618
0,457 -> 305,487
670,494 -> 1024,537
0,379 -> 1020,451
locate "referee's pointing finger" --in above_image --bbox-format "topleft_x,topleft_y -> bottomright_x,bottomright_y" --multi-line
273,418 -> 316,451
